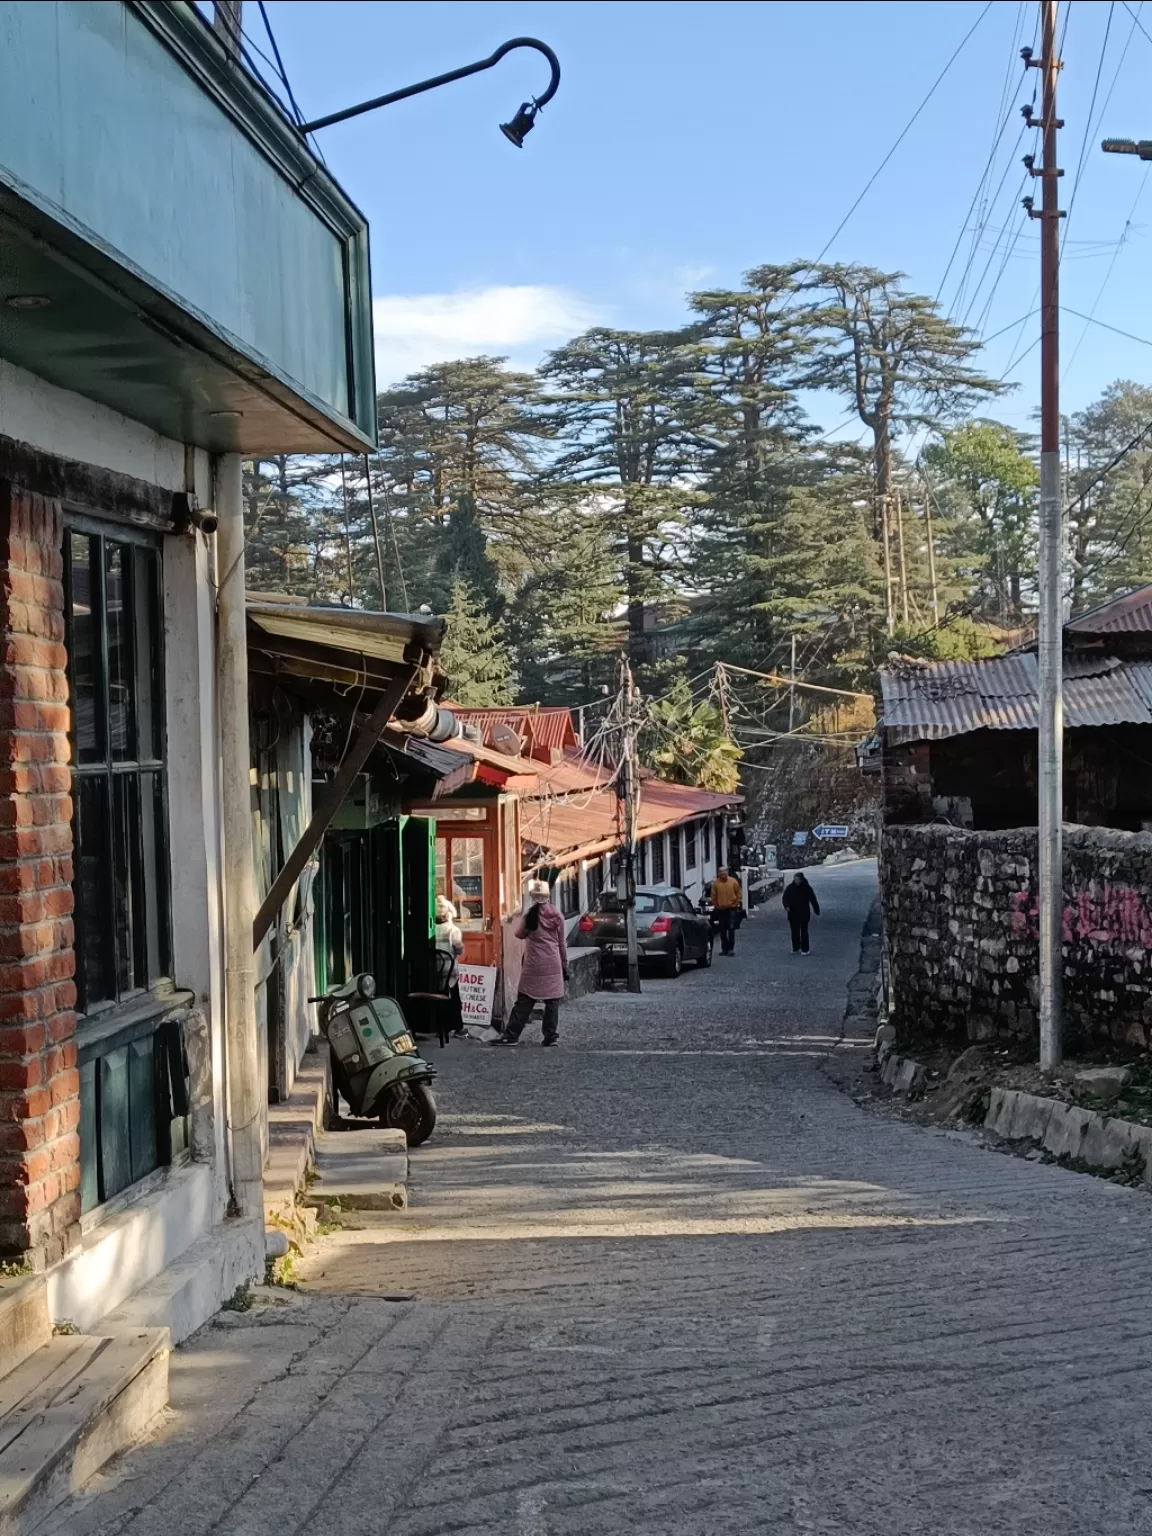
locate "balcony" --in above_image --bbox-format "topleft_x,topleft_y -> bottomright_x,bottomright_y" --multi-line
0,1 -> 374,453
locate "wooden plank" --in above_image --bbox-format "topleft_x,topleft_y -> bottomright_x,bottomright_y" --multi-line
0,1330 -> 168,1525
0,1339 -> 106,1453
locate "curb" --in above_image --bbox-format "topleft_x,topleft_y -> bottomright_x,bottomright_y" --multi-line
985,1086 -> 1152,1182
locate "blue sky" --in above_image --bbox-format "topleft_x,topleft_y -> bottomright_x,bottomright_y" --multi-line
260,0 -> 1152,438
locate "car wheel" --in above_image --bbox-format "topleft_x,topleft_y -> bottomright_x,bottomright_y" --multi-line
663,941 -> 683,979
696,938 -> 713,969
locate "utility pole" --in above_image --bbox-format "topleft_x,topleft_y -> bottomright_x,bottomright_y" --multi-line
895,489 -> 910,626
619,661 -> 642,994
788,633 -> 797,733
880,494 -> 896,635
1024,1 -> 1064,1071
922,476 -> 940,629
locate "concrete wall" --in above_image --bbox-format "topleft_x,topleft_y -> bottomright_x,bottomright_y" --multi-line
883,823 -> 1152,1049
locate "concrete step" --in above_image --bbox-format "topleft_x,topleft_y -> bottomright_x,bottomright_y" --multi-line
0,1327 -> 168,1536
302,1126 -> 409,1211
97,1216 -> 264,1346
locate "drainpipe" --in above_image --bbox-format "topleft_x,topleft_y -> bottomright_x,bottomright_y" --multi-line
215,453 -> 263,1220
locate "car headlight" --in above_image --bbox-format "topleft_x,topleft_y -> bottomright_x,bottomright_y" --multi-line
357,973 -> 376,999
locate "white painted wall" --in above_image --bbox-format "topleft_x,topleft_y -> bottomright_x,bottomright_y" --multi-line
0,357 -> 189,490
2,362 -> 245,1325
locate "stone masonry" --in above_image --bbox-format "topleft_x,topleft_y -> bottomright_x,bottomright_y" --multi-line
0,481 -> 81,1266
884,823 -> 1152,1049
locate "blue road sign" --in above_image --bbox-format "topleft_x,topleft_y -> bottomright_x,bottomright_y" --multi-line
812,824 -> 848,840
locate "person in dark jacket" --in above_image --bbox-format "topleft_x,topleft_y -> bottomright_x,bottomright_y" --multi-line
782,872 -> 820,955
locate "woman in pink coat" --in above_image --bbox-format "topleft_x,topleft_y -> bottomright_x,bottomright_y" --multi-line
496,878 -> 569,1046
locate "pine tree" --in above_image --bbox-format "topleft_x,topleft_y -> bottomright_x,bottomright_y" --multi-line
538,328 -> 699,683
440,579 -> 513,706
1066,381 -> 1152,609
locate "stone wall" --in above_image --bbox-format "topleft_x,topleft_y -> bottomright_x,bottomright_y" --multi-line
883,823 -> 1152,1049
746,741 -> 879,868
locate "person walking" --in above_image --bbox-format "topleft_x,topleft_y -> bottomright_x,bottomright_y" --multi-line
495,878 -> 569,1046
709,866 -> 743,956
434,894 -> 466,1037
782,871 -> 820,955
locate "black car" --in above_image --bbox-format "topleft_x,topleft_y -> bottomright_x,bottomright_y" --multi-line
577,885 -> 714,978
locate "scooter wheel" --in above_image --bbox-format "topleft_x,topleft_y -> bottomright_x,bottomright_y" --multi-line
379,1082 -> 437,1147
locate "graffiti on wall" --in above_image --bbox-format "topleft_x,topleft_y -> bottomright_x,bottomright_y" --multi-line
1010,883 -> 1152,948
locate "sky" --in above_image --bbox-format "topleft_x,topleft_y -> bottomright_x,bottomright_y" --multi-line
258,0 -> 1152,440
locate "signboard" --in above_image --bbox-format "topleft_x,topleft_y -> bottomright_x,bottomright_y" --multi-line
765,845 -> 778,868
454,875 -> 483,898
791,830 -> 808,847
812,824 -> 849,840
457,963 -> 497,1030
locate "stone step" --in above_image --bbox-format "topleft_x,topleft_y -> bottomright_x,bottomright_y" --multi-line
97,1216 -> 264,1346
302,1126 -> 409,1211
0,1327 -> 168,1536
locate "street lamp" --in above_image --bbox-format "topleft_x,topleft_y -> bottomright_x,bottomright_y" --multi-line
297,36 -> 561,143
1101,139 -> 1152,160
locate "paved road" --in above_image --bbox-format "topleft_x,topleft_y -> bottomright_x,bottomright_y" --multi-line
43,861 -> 1152,1536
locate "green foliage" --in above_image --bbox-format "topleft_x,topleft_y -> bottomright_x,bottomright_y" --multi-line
440,580 -> 513,706
923,421 -> 1037,624
1066,381 -> 1152,610
642,679 -> 742,793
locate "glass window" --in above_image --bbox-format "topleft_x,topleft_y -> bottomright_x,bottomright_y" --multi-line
585,859 -> 604,908
557,867 -> 579,917
436,834 -> 487,929
702,819 -> 711,862
651,836 -> 666,883
686,823 -> 697,869
636,840 -> 647,885
64,529 -> 170,1013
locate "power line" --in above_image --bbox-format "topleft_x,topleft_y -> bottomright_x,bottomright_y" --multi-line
1062,306 -> 1152,348
1064,165 -> 1150,376
813,1 -> 995,265
1061,1 -> 1115,252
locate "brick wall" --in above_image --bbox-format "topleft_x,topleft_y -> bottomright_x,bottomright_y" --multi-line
0,482 -> 80,1266
883,823 -> 1152,1050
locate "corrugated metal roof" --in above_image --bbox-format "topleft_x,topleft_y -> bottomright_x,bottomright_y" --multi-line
880,654 -> 1152,741
248,602 -> 445,661
520,781 -> 742,868
1067,583 -> 1152,635
446,706 -> 579,758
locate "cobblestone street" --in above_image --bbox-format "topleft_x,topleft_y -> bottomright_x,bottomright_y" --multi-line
42,860 -> 1152,1535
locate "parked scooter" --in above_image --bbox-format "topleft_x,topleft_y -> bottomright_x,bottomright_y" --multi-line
309,973 -> 438,1146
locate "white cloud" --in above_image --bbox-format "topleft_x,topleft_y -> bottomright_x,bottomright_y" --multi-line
372,284 -> 605,383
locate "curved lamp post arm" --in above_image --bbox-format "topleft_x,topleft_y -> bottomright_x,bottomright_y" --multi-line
298,36 -> 561,137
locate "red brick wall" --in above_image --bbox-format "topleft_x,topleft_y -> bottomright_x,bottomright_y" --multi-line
0,483 -> 80,1266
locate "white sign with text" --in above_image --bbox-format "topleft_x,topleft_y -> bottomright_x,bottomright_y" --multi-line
457,963 -> 497,1030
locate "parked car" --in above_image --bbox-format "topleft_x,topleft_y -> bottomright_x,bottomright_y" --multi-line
577,885 -> 714,978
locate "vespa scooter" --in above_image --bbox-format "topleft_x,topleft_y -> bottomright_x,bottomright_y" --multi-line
310,973 -> 438,1146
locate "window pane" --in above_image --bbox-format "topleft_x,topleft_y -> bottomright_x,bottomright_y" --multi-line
105,543 -> 134,764
133,548 -> 163,762
139,771 -> 169,984
68,534 -> 102,763
113,774 -> 140,995
451,837 -> 485,929
105,544 -> 135,761
77,777 -> 114,1008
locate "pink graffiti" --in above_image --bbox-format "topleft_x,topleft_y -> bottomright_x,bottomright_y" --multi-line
1009,883 -> 1152,948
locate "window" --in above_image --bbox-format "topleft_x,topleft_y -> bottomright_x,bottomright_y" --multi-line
64,528 -> 170,1013
685,823 -> 697,870
585,859 -> 605,908
670,830 -> 683,889
435,834 -> 486,929
702,819 -> 711,862
651,835 -> 666,883
636,840 -> 647,885
557,867 -> 579,917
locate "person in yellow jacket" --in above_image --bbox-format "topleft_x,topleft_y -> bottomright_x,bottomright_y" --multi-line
709,867 -> 743,956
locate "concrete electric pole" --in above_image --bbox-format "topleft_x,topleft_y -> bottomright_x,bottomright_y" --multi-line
1023,1 -> 1065,1071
